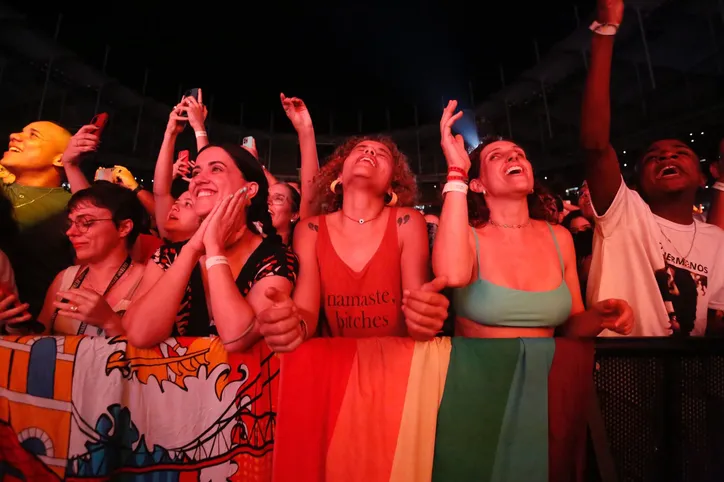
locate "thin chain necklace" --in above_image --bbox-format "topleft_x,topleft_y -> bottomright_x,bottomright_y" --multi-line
487,218 -> 532,229
658,220 -> 697,260
342,207 -> 385,225
13,188 -> 64,209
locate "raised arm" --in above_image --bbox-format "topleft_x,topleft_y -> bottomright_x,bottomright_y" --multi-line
281,94 -> 319,218
432,100 -> 476,287
61,125 -> 100,193
153,107 -> 187,239
581,0 -> 625,215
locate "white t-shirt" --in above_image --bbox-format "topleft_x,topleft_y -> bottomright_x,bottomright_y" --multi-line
587,178 -> 724,336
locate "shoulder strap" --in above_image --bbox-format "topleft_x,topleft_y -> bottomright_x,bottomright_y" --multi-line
546,223 -> 565,274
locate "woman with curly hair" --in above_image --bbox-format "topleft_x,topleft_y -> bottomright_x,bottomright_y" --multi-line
256,104 -> 448,344
123,144 -> 300,353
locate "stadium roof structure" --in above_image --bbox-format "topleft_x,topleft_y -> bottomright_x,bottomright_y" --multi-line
0,0 -> 722,197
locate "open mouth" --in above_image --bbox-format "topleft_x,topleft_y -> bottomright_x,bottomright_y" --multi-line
504,165 -> 524,176
356,156 -> 377,168
657,165 -> 681,179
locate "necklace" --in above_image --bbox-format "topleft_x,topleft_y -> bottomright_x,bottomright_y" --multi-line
658,220 -> 697,260
342,207 -> 385,225
13,188 -> 64,209
488,218 -> 532,229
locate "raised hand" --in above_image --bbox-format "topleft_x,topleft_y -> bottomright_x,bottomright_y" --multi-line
280,93 -> 313,131
256,287 -> 305,353
111,165 -> 139,191
173,151 -> 192,181
402,276 -> 449,341
180,89 -> 208,133
62,125 -> 101,167
439,100 -> 470,173
593,298 -> 634,335
166,103 -> 188,136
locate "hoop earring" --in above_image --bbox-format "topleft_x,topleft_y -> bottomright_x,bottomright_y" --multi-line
386,191 -> 398,206
330,179 -> 341,194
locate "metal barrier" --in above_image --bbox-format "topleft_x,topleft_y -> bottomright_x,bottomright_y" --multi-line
593,338 -> 724,482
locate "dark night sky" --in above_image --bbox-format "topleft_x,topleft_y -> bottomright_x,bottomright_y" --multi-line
5,0 -> 594,131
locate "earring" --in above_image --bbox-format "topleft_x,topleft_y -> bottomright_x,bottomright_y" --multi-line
330,179 -> 341,194
482,189 -> 487,196
386,191 -> 398,206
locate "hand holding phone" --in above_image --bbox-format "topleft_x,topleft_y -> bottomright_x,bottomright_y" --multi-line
91,113 -> 109,137
95,167 -> 113,182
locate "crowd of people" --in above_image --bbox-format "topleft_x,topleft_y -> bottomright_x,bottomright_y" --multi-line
1,0 -> 723,350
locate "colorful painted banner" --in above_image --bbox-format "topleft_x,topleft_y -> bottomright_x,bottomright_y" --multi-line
274,337 -> 594,482
0,335 -> 278,481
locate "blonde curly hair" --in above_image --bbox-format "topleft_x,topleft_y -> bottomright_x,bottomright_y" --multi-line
310,135 -> 418,215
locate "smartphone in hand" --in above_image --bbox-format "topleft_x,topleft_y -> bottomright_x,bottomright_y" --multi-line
95,167 -> 113,182
91,112 -> 109,137
179,89 -> 200,118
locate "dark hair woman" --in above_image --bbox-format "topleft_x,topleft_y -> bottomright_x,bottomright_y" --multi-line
433,100 -> 633,339
123,144 -> 299,353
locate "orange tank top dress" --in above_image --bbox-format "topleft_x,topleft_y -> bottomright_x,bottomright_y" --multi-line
316,208 -> 406,337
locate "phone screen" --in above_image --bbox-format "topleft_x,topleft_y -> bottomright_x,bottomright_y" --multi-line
183,88 -> 199,101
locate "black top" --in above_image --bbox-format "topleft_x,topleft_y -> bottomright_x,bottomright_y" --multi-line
152,237 -> 299,336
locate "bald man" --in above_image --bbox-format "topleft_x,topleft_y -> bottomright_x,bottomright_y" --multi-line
1,121 -> 72,230
1,121 -> 74,320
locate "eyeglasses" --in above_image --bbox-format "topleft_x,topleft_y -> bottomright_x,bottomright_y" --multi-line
65,218 -> 114,233
268,194 -> 288,206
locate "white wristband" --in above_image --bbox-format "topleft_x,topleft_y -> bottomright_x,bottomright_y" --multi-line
195,131 -> 208,138
589,21 -> 619,36
443,181 -> 469,195
205,255 -> 229,270
712,182 -> 724,192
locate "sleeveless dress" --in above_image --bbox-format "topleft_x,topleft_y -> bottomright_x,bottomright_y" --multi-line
316,208 -> 406,337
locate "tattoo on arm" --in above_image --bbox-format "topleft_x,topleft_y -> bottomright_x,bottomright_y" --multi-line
397,214 -> 410,226
307,222 -> 319,232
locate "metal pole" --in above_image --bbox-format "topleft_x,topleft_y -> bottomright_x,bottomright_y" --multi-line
636,8 -> 656,89
176,84 -> 183,102
267,111 -> 274,171
37,14 -> 62,120
468,80 -> 475,106
357,109 -> 363,133
132,69 -> 149,153
533,38 -> 541,64
385,107 -> 391,131
414,105 -> 422,174
329,110 -> 334,135
94,45 -> 110,115
499,65 -> 513,138
541,82 -> 553,138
